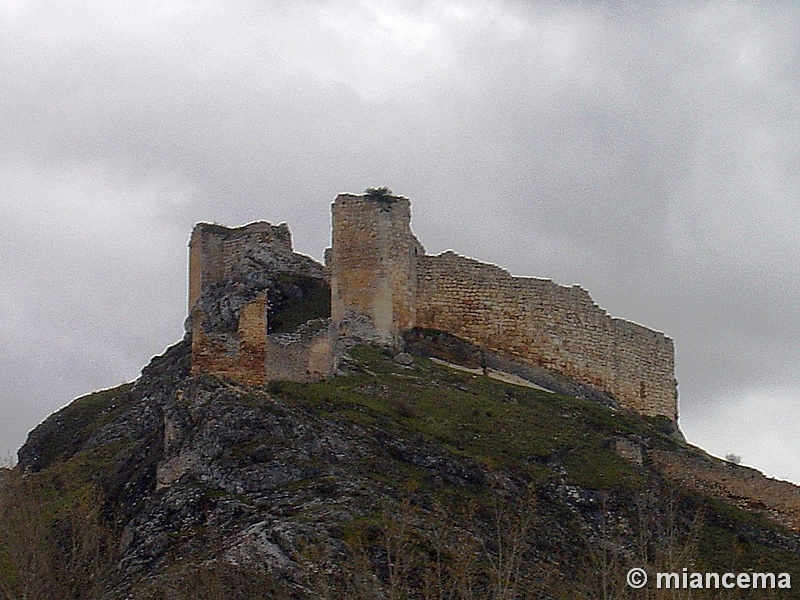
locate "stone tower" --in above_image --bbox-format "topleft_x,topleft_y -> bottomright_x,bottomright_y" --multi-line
329,191 -> 424,344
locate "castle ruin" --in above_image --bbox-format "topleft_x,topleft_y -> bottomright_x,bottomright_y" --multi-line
188,191 -> 677,420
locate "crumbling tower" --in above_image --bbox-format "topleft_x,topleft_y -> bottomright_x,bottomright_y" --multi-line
188,222 -> 331,385
329,191 -> 424,344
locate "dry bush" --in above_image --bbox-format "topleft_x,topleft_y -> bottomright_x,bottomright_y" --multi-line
0,470 -> 118,600
300,488 -> 552,600
134,561 -> 297,600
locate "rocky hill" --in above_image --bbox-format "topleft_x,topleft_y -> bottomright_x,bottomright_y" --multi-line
2,337 -> 799,599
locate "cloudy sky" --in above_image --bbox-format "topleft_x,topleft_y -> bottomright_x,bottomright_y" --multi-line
2,1 -> 798,482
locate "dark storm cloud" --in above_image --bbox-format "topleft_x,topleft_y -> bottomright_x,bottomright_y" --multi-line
1,1 -> 798,481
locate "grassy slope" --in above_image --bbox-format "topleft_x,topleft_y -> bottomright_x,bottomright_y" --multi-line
270,346 -> 657,490
267,348 -> 800,584
3,345 -> 800,598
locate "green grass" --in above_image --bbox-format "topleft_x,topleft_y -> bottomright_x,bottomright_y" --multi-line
268,274 -> 330,333
28,383 -> 133,469
261,346 -> 652,490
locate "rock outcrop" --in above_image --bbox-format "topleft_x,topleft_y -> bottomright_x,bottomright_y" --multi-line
9,342 -> 799,598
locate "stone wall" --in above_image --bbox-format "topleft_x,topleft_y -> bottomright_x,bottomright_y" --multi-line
329,193 -> 423,343
610,319 -> 676,417
651,448 -> 800,533
191,292 -> 268,386
414,251 -> 676,419
264,319 -> 335,383
188,222 -> 330,384
188,222 -> 297,310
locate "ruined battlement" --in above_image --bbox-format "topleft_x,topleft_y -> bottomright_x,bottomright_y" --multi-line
188,221 -> 331,386
415,251 -> 676,418
188,191 -> 678,420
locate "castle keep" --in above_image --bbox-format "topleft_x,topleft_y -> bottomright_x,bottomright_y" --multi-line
188,192 -> 677,420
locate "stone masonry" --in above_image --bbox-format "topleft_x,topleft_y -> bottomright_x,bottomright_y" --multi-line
188,191 -> 678,420
329,193 -> 424,344
415,253 -> 675,418
188,222 -> 332,386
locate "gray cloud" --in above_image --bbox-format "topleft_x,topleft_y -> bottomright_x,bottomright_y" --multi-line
2,1 -> 798,482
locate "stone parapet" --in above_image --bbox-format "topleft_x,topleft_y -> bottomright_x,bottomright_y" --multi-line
415,251 -> 676,419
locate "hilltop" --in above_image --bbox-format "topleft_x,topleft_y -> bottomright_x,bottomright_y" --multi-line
2,338 -> 799,599
2,195 -> 798,598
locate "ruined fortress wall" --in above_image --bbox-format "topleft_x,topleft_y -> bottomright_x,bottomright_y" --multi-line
188,222 -> 295,311
415,252 -> 676,419
187,195 -> 677,419
188,222 -> 278,384
264,324 -> 334,383
190,292 -> 268,386
330,194 -> 423,340
188,222 -> 328,385
611,320 -> 676,417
